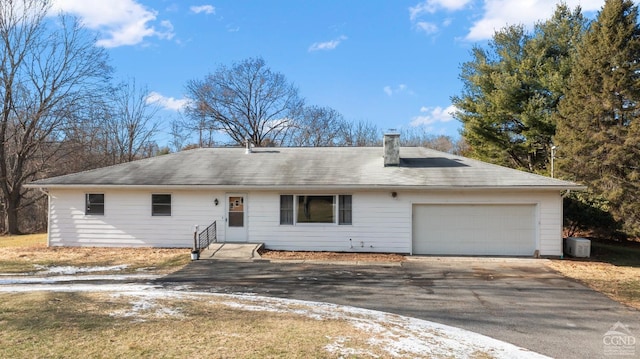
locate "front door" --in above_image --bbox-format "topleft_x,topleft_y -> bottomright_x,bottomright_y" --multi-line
225,194 -> 247,242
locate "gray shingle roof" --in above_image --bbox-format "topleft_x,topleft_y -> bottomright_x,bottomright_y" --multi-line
27,147 -> 582,190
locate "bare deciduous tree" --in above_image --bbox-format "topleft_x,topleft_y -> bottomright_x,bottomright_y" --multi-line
107,79 -> 160,163
0,0 -> 111,234
399,127 -> 464,154
289,106 -> 345,147
339,120 -> 381,146
185,57 -> 304,146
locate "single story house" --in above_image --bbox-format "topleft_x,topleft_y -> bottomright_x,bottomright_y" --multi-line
26,134 -> 583,256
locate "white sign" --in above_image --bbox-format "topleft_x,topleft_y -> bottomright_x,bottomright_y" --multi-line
603,321 -> 636,357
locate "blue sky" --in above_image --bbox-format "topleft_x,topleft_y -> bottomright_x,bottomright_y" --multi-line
51,0 -> 609,146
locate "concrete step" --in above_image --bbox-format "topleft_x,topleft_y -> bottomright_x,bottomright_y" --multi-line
199,242 -> 263,260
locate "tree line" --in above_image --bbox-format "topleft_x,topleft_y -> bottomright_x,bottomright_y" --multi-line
176,56 -> 464,151
452,0 -> 640,238
0,0 -> 464,234
0,0 -> 174,234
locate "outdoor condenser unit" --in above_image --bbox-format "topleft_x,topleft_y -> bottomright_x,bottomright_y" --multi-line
564,237 -> 591,258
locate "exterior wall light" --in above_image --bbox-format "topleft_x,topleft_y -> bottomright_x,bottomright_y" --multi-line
214,198 -> 219,206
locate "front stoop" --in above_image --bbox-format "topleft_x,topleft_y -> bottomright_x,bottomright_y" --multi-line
199,243 -> 264,260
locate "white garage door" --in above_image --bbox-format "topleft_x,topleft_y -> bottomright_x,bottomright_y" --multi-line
412,204 -> 536,256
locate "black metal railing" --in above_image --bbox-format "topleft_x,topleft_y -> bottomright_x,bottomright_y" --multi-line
197,221 -> 217,251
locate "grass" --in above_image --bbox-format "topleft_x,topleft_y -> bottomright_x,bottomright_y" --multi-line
0,233 -> 48,248
0,291 -> 382,359
547,239 -> 640,309
0,234 -> 190,274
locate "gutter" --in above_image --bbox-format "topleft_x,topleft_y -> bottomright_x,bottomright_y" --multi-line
23,183 -> 587,192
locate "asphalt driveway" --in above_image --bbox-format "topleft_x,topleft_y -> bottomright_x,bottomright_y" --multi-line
157,257 -> 639,358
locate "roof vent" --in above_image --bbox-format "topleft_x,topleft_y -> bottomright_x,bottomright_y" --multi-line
383,131 -> 400,167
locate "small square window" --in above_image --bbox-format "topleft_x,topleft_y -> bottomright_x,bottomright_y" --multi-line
85,194 -> 104,215
152,194 -> 171,216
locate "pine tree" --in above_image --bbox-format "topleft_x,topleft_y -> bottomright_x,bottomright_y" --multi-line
452,5 -> 586,173
555,0 -> 640,236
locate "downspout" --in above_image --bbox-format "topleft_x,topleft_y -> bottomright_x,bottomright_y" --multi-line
37,188 -> 50,247
559,189 -> 571,259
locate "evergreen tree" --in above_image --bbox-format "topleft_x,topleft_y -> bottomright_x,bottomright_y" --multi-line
452,4 -> 586,173
555,0 -> 640,236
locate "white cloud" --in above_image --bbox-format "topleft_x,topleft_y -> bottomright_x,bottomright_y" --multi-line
52,0 -> 174,48
146,92 -> 187,111
409,1 -> 605,41
409,0 -> 469,35
190,5 -> 215,15
415,21 -> 439,34
410,105 -> 458,126
157,20 -> 175,40
384,84 -> 411,96
409,0 -> 471,21
308,35 -> 347,52
465,0 -> 604,41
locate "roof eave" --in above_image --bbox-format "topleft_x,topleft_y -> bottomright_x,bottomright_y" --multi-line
24,183 -> 587,191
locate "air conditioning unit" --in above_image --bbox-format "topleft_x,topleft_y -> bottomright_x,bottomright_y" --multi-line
564,237 -> 591,258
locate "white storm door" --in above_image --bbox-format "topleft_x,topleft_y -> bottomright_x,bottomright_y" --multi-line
225,194 -> 247,242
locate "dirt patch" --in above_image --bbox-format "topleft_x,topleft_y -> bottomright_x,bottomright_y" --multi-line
260,249 -> 406,262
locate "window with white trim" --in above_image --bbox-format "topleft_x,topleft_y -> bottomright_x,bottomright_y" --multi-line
85,193 -> 104,215
279,195 -> 352,225
280,195 -> 294,225
152,194 -> 171,216
338,195 -> 352,225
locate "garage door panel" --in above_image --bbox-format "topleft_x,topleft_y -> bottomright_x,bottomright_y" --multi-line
412,204 -> 536,256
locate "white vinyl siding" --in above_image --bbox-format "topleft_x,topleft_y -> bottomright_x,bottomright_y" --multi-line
249,191 -> 410,253
47,188 -> 563,255
48,189 -> 226,247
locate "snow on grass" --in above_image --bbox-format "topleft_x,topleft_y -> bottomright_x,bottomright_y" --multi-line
109,291 -> 185,320
0,281 -> 550,358
0,273 -> 159,285
325,336 -> 376,358
0,283 -> 160,292
34,264 -> 129,275
217,293 -> 551,359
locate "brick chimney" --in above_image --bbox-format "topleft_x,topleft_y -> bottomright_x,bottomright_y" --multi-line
383,131 -> 400,167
